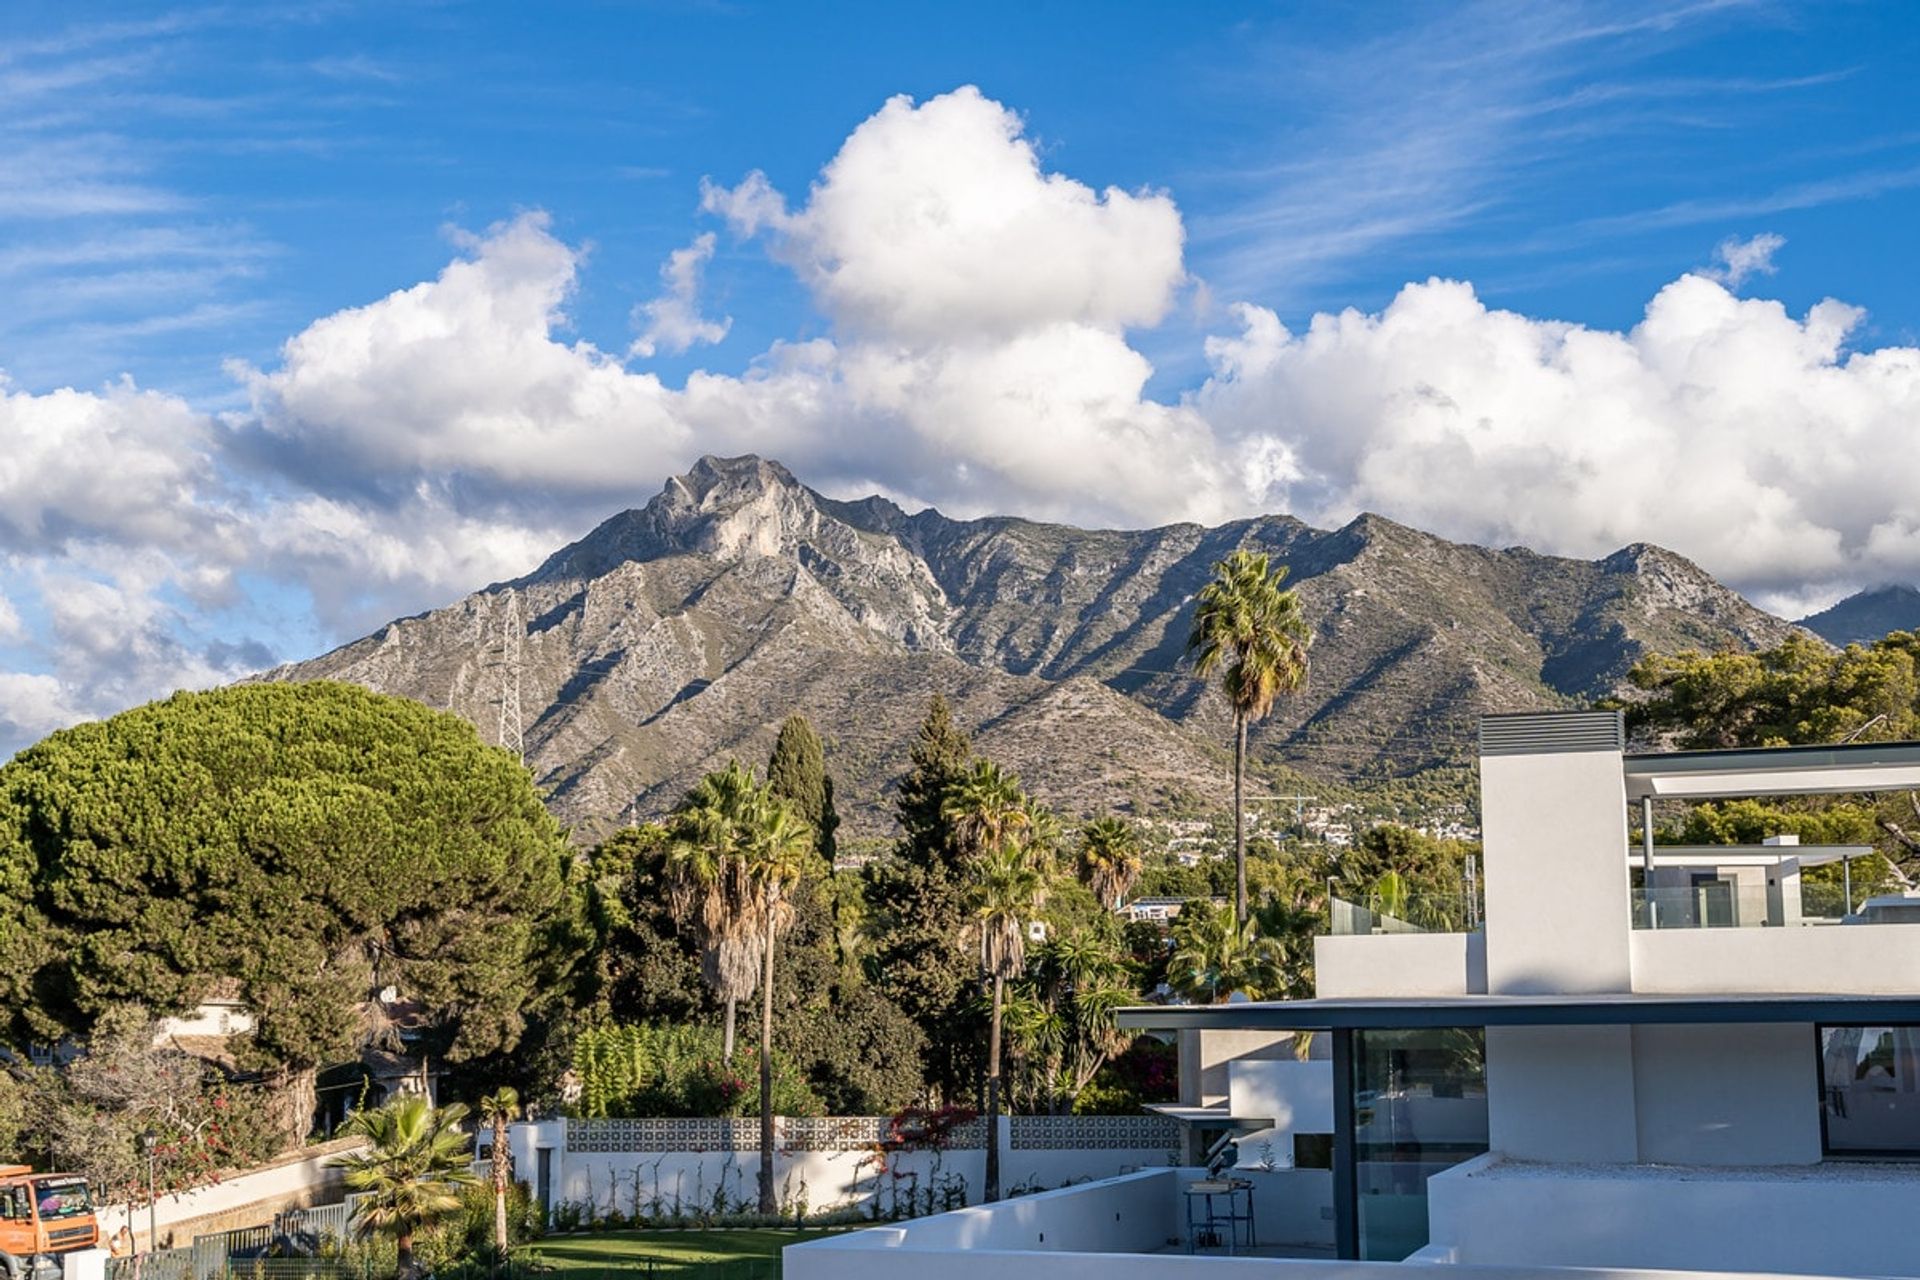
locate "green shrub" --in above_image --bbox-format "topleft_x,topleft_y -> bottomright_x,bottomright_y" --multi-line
572,1023 -> 824,1118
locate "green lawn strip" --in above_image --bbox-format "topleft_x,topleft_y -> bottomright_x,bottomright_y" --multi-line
524,1229 -> 849,1271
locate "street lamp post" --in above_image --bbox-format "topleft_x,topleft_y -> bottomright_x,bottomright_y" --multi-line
137,1130 -> 157,1253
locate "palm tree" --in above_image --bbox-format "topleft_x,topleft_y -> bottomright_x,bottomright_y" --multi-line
944,759 -> 1032,859
1186,549 -> 1311,923
1168,899 -> 1283,1004
329,1096 -> 478,1278
1076,816 -> 1144,910
970,835 -> 1048,1202
477,1088 -> 520,1253
742,795 -> 817,1214
664,761 -> 764,1064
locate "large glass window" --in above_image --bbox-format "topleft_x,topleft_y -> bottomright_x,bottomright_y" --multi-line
1352,1028 -> 1489,1261
1821,1025 -> 1920,1156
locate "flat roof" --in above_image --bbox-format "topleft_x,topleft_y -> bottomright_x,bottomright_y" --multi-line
1624,843 -> 1871,869
1623,740 -> 1920,800
1116,992 -> 1920,1032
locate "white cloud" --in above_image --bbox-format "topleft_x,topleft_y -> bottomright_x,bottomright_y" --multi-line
0,587 -> 20,641
704,86 -> 1186,342
0,374 -> 238,558
1703,231 -> 1785,288
0,671 -> 84,748
231,211 -> 698,507
1198,271 -> 1920,602
629,232 -> 730,359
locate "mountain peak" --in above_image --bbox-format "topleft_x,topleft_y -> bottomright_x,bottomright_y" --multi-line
672,454 -> 802,505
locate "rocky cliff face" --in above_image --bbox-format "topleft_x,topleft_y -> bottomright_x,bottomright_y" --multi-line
263,455 -> 1805,838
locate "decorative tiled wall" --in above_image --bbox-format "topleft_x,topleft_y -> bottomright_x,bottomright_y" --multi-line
566,1117 -> 758,1152
1007,1114 -> 1181,1150
781,1117 -> 888,1151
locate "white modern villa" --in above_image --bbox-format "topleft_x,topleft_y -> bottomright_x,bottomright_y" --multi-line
788,710 -> 1920,1280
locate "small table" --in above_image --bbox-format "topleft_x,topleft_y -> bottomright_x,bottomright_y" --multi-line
1184,1178 -> 1256,1255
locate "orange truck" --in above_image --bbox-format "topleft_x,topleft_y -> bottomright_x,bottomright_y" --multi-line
0,1167 -> 99,1280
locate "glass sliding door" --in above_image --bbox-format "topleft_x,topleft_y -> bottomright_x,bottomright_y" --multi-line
1351,1028 -> 1489,1260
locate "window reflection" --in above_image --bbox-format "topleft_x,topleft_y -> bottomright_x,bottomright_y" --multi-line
1822,1026 -> 1920,1156
1353,1028 -> 1489,1261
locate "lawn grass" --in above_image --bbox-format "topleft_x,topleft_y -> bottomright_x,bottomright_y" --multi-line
521,1228 -> 852,1274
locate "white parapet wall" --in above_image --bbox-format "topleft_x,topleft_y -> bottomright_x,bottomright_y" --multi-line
788,1165 -> 1869,1280
1313,932 -> 1485,999
1426,1154 -> 1920,1277
1631,922 -> 1920,994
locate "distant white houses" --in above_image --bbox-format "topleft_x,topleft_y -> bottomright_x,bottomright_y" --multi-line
1116,895 -> 1228,924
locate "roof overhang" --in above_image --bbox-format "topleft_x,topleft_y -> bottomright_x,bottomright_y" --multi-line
1623,844 -> 1871,869
1117,992 -> 1920,1032
1623,742 -> 1920,801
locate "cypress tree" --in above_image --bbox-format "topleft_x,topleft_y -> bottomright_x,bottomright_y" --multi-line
863,694 -> 983,1103
766,713 -> 838,863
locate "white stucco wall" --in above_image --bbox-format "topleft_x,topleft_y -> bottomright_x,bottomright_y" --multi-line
1480,743 -> 1631,995
1484,1025 -> 1637,1163
1630,1023 -> 1821,1165
1312,932 -> 1485,998
1426,1155 -> 1920,1277
1179,1030 -> 1306,1106
1228,1060 -> 1333,1136
1631,923 -> 1920,994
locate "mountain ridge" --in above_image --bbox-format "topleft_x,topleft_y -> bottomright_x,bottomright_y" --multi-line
264,454 -> 1807,839
1799,585 -> 1920,647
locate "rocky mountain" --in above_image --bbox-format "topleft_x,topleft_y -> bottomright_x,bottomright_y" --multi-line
1799,586 -> 1920,647
263,455 -> 1804,840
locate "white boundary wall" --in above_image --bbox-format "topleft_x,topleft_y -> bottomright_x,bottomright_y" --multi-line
94,1139 -> 364,1251
513,1115 -> 1188,1219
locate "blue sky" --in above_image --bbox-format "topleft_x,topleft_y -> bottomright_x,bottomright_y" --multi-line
3,0 -> 1920,752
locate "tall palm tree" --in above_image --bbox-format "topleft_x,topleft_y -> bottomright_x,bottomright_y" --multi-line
944,759 -> 1032,859
1168,899 -> 1283,1004
329,1096 -> 478,1278
664,761 -> 764,1063
1186,549 -> 1311,923
970,836 -> 1048,1203
742,795 -> 817,1215
477,1088 -> 520,1253
1076,816 -> 1144,910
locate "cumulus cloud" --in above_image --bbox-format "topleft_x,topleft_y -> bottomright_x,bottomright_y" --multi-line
0,374 -> 237,557
0,672 -> 83,747
702,86 -> 1186,342
1198,272 -> 1920,605
1704,231 -> 1786,289
629,233 -> 731,359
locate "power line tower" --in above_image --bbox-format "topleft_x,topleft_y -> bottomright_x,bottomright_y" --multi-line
496,589 -> 525,764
